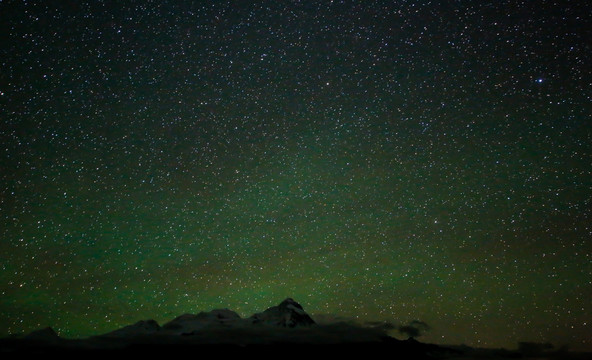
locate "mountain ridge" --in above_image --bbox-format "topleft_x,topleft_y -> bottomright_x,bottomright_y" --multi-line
101,297 -> 317,338
2,299 -> 587,359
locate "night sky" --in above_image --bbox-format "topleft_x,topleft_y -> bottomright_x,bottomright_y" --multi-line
1,0 -> 591,351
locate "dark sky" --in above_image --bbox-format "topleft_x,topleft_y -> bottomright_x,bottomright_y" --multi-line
1,0 -> 591,351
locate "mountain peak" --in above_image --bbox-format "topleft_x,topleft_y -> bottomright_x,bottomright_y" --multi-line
279,297 -> 298,305
249,298 -> 315,327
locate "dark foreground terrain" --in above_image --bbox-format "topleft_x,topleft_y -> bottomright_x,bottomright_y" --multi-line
2,335 -> 591,360
0,336 -> 453,359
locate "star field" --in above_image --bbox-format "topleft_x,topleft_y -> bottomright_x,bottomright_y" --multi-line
1,0 -> 591,351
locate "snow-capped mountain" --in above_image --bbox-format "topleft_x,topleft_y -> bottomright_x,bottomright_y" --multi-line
99,298 -> 315,338
161,309 -> 243,335
249,298 -> 316,328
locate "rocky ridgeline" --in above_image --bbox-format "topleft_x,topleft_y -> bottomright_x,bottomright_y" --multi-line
101,298 -> 316,338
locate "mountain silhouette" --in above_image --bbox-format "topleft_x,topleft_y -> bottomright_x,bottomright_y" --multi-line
249,298 -> 316,327
1,298 -> 409,355
100,298 -> 315,339
1,298 -> 586,359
